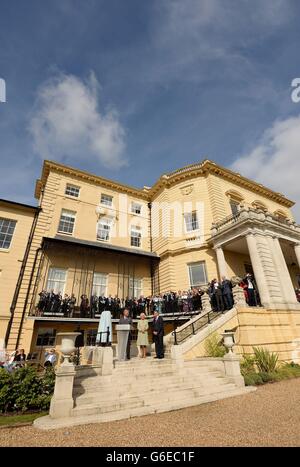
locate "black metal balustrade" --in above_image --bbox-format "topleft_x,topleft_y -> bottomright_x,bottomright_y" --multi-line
173,310 -> 222,345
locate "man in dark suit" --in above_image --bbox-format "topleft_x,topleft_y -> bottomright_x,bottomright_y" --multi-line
221,276 -> 233,310
152,310 -> 164,359
118,308 -> 133,360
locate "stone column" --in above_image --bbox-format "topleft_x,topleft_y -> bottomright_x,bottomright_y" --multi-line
246,233 -> 271,306
271,237 -> 298,304
49,365 -> 76,419
294,243 -> 300,270
223,353 -> 245,387
215,246 -> 228,280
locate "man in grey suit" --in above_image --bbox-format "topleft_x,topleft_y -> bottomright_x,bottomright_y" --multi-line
118,308 -> 132,360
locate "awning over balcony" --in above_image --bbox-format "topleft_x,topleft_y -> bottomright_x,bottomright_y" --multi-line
42,235 -> 160,260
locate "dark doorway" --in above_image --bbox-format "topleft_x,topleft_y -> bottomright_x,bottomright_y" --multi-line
244,263 -> 254,275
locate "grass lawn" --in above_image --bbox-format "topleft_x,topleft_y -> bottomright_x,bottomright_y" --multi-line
0,412 -> 48,427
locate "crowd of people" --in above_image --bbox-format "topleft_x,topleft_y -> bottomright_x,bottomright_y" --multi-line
34,273 -> 261,320
35,289 -> 205,319
0,347 -> 57,371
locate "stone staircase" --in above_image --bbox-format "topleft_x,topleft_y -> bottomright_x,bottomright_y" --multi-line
35,356 -> 255,429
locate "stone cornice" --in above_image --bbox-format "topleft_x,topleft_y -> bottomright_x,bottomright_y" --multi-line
34,159 -> 294,209
35,160 -> 151,201
149,160 -> 294,207
158,242 -> 210,260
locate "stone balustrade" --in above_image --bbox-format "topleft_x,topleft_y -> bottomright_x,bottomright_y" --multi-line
211,206 -> 300,237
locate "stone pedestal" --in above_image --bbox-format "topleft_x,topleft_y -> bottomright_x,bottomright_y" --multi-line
232,285 -> 247,307
49,364 -> 76,419
92,346 -> 103,365
223,353 -> 244,387
201,293 -> 211,313
101,346 -> 113,375
90,346 -> 113,375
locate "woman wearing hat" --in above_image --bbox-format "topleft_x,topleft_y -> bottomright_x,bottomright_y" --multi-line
136,312 -> 149,358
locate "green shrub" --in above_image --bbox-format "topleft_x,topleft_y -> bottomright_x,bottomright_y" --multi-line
204,333 -> 226,357
240,354 -> 256,376
244,372 -> 263,386
253,347 -> 278,373
287,361 -> 300,369
0,366 -> 55,413
258,371 -> 277,383
275,363 -> 300,380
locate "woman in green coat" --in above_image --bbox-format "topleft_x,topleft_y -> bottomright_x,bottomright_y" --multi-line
136,312 -> 149,358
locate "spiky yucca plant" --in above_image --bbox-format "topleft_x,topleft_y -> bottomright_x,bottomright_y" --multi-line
253,347 -> 278,373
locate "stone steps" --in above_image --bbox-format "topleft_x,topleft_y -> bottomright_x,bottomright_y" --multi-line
73,376 -> 235,405
34,386 -> 255,430
73,397 -> 144,416
73,370 -> 223,391
34,351 -> 256,430
74,380 -> 237,407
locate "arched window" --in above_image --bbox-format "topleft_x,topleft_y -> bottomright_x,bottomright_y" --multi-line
252,200 -> 268,212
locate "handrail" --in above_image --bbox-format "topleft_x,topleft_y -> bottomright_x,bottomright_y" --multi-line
96,326 -> 110,346
172,309 -> 222,345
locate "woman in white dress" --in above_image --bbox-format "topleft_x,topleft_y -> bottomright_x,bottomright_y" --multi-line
136,313 -> 149,358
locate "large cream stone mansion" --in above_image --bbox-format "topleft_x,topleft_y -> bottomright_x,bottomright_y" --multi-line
1,159 -> 300,358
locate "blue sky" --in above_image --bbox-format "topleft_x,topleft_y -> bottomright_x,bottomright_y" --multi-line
1,0 -> 300,217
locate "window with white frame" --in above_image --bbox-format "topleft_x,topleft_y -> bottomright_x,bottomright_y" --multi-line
97,217 -> 112,241
92,273 -> 108,296
0,218 -> 17,249
184,212 -> 199,232
65,184 -> 80,198
46,268 -> 67,294
188,262 -> 207,287
129,277 -> 143,298
130,225 -> 142,248
58,209 -> 76,234
100,193 -> 113,206
131,202 -> 142,215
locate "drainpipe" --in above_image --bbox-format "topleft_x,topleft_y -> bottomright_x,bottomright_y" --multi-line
13,246 -> 42,350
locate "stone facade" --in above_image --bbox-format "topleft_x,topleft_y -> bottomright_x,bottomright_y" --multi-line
1,159 -> 300,354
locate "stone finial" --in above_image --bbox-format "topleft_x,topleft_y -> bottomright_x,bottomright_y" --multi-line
230,276 -> 243,286
201,292 -> 211,313
232,284 -> 248,307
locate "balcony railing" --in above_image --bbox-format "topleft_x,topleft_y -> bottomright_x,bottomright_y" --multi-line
211,207 -> 299,237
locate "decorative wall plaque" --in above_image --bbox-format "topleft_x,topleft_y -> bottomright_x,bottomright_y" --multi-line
180,184 -> 194,196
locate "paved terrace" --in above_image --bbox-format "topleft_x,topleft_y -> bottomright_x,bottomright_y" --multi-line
1,378 -> 299,447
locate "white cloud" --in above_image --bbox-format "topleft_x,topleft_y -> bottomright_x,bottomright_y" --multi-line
29,72 -> 127,169
231,114 -> 300,220
146,0 -> 293,85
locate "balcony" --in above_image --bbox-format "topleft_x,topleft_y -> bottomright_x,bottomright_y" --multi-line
210,207 -> 300,241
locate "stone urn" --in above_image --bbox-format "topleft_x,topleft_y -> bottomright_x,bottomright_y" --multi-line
56,332 -> 81,366
230,276 -> 242,286
221,331 -> 235,354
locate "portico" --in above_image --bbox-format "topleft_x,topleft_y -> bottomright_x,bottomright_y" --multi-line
210,207 -> 300,310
